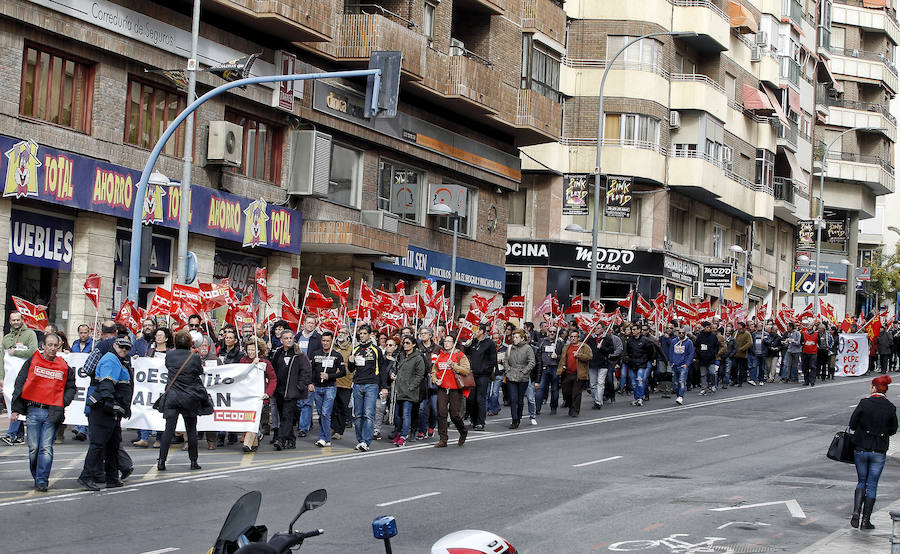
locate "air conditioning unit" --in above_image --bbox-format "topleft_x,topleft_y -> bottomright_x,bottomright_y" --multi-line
751,46 -> 761,62
669,110 -> 681,128
691,281 -> 703,298
207,121 -> 243,166
361,210 -> 400,233
286,130 -> 331,196
450,38 -> 466,57
756,31 -> 768,45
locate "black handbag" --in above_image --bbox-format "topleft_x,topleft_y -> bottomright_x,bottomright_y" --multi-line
198,392 -> 215,416
827,428 -> 855,464
152,353 -> 193,413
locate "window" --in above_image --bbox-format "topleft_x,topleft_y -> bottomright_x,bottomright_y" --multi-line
725,73 -> 737,101
424,2 -> 436,41
508,190 -> 527,226
605,113 -> 660,147
125,78 -> 186,157
713,225 -> 726,258
694,218 -> 707,253
328,142 -> 362,207
521,35 -> 561,102
766,224 -> 776,255
20,44 -> 92,133
673,143 -> 697,154
607,36 -> 663,70
438,186 -> 475,237
378,161 -> 422,223
669,206 -> 688,244
780,229 -> 790,260
755,149 -> 774,191
601,197 -> 640,234
224,109 -> 282,182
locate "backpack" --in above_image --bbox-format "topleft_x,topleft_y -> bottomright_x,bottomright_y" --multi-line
610,334 -> 624,361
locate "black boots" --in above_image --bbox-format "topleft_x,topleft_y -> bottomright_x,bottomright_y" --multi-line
157,459 -> 166,471
861,497 -> 876,530
851,489 -> 865,528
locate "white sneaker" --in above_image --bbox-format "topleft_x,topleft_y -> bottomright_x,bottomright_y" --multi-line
698,388 -> 706,396
636,399 -> 643,407
315,439 -> 331,447
710,386 -> 717,393
530,418 -> 538,426
354,442 -> 365,451
748,380 -> 757,386
676,396 -> 684,406
758,381 -> 765,386
358,442 -> 370,452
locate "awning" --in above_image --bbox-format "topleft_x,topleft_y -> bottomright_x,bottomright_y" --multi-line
788,87 -> 801,115
784,149 -> 805,183
742,84 -> 774,111
863,0 -> 886,8
763,85 -> 791,126
819,59 -> 844,92
728,1 -> 759,34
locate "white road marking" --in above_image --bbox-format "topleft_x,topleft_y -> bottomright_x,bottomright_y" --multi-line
104,489 -> 137,496
139,549 -> 180,554
783,416 -> 808,422
187,475 -> 227,482
375,491 -> 441,507
696,434 -> 730,443
710,499 -> 806,518
572,456 -> 623,468
0,379 -> 863,509
716,521 -> 771,530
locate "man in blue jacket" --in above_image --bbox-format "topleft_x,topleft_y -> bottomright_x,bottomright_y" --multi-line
669,327 -> 694,406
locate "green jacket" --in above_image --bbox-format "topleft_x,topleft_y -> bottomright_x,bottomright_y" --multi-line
393,351 -> 426,403
0,326 -> 38,380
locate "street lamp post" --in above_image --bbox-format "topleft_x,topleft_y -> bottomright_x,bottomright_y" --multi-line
815,126 -> 886,317
176,0 -> 201,286
431,203 -> 459,318
588,30 -> 697,305
730,244 -> 749,309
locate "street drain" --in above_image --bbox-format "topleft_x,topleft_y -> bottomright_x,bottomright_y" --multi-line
720,544 -> 779,553
647,474 -> 691,479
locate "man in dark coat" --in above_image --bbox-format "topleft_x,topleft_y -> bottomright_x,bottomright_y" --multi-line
271,329 -> 313,450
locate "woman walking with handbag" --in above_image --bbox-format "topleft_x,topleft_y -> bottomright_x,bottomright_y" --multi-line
848,375 -> 898,529
392,336 -> 426,446
432,335 -> 471,448
157,331 -> 209,471
505,329 -> 535,429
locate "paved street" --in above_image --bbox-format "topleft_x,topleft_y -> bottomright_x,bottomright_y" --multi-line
0,378 -> 897,553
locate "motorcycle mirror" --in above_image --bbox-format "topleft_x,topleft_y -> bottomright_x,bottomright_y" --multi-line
216,491 -> 262,543
372,515 -> 398,539
288,489 -> 327,533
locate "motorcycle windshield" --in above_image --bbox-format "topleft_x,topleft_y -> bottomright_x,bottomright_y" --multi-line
216,490 -> 262,542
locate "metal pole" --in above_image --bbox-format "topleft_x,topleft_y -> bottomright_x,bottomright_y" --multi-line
127,68 -> 382,302
891,509 -> 900,554
177,0 -> 201,285
448,214 -> 458,318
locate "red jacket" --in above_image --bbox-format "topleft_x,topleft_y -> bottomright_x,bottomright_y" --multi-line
801,331 -> 819,355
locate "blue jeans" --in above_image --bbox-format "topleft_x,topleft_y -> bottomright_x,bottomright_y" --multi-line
487,375 -> 504,414
750,354 -> 765,382
672,364 -> 688,398
6,419 -> 24,439
855,450 -> 887,499
629,363 -> 651,401
619,365 -> 631,391
25,407 -> 57,487
397,401 -> 414,438
75,425 -> 87,435
536,369 -> 559,413
352,383 -> 378,445
138,429 -> 156,441
700,363 -> 717,388
719,359 -> 731,386
506,381 -> 529,423
296,396 -> 314,432
418,391 -> 438,433
782,351 -> 800,381
313,386 -> 336,442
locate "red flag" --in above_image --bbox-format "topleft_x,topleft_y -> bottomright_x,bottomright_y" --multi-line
146,287 -> 173,317
325,275 -> 351,306
532,294 -> 552,320
471,293 -> 491,313
304,277 -> 334,310
401,294 -> 419,316
171,284 -> 203,316
427,286 -> 446,311
841,314 -> 854,333
564,294 -> 583,315
281,292 -> 301,332
574,312 -> 599,334
255,268 -> 272,304
635,294 -> 653,318
864,315 -> 881,343
83,274 -> 101,310
233,305 -> 255,329
395,280 -> 405,295
551,293 -> 562,317
198,282 -> 230,311
457,308 -> 483,342
11,296 -> 49,331
618,290 -> 633,309
113,299 -> 141,335
506,295 -> 525,319
359,281 -> 377,304
654,292 -> 667,313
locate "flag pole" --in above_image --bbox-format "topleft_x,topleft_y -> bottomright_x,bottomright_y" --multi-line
299,275 -> 312,319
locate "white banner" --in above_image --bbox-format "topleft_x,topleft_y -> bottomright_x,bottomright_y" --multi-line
835,333 -> 870,377
3,353 -> 263,432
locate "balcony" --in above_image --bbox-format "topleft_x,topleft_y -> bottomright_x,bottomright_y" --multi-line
776,119 -> 799,151
446,54 -> 502,114
780,56 -> 801,87
773,176 -> 804,222
671,0 -> 731,52
824,150 -> 895,195
561,59 -> 671,107
668,150 -> 773,220
825,98 -> 897,140
556,138 -> 668,184
758,53 -> 781,86
454,0 -> 506,16
829,46 -> 898,94
522,0 -> 567,46
670,73 -> 728,121
514,89 -> 562,144
832,0 -> 900,46
300,12 -> 427,80
205,0 -> 337,41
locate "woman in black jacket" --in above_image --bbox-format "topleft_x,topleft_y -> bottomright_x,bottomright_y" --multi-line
157,331 -> 209,471
848,374 -> 898,529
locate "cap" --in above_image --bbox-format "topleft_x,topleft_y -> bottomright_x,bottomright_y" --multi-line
114,336 -> 133,350
189,330 -> 204,348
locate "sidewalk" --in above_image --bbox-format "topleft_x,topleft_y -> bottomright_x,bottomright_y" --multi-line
799,497 -> 900,553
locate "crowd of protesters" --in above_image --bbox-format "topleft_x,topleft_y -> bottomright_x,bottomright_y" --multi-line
1,308 -> 896,492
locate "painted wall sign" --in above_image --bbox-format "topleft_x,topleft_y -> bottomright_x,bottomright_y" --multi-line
505,240 -> 667,276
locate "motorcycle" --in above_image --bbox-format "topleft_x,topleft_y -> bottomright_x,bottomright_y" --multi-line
211,488 -> 517,554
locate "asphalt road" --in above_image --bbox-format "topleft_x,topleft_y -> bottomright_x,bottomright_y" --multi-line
0,377 -> 896,554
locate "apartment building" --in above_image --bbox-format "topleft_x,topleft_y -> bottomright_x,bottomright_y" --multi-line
0,0 -> 564,328
510,0 -> 851,318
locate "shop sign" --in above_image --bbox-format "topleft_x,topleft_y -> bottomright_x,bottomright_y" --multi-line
604,175 -> 632,218
562,174 -> 589,215
0,136 -> 302,253
8,210 -> 74,270
702,264 -> 733,287
663,255 -> 700,283
505,240 -> 664,276
374,245 -> 505,293
427,183 -> 467,214
114,230 -> 172,274
792,271 -> 828,295
273,50 -> 298,111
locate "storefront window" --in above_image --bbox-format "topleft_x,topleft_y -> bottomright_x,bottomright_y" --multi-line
20,44 -> 92,133
125,78 -> 186,157
328,142 -> 361,207
224,109 -> 282,183
378,161 -> 422,223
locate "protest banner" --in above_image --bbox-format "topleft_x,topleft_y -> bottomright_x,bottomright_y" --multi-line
835,333 -> 869,377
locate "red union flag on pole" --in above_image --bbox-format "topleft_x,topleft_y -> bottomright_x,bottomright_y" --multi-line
618,290 -> 633,309
281,292 -> 301,332
11,296 -> 49,331
325,275 -> 351,307
564,294 -> 583,315
532,294 -> 552,320
506,295 -> 525,319
255,268 -> 272,304
146,287 -> 173,317
113,299 -> 141,335
83,274 -> 101,310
